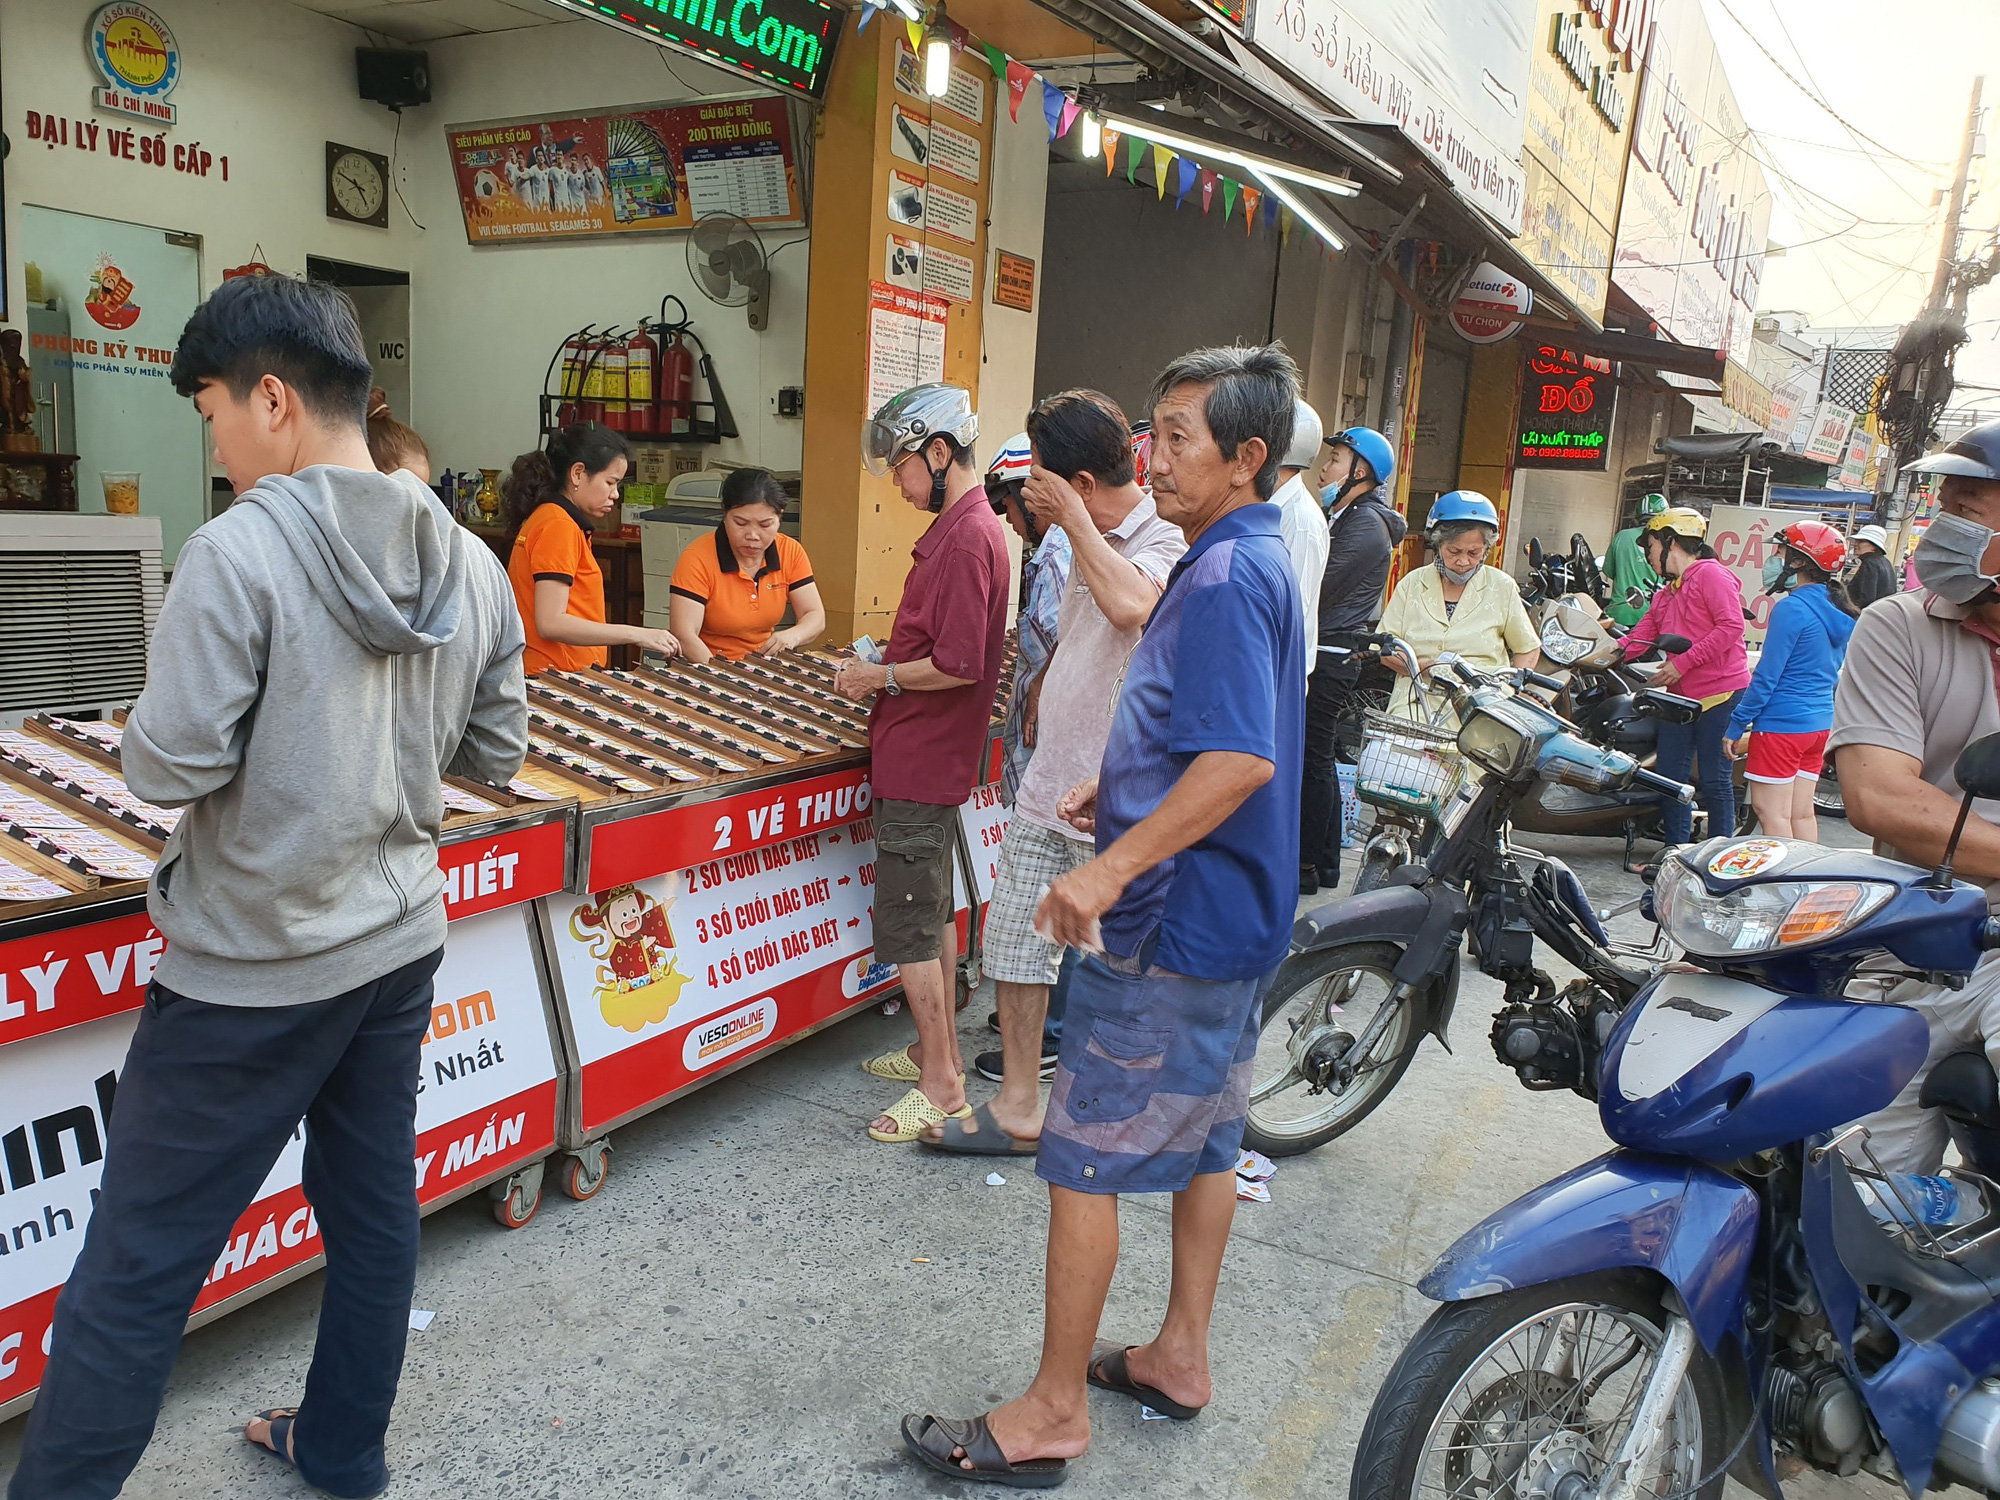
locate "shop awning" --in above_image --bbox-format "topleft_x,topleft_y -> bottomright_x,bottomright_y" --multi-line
1658,432 -> 1781,462
1028,0 -> 1404,188
1769,486 -> 1878,509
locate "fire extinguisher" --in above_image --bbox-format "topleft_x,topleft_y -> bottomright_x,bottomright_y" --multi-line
626,322 -> 658,439
556,325 -> 595,426
577,330 -> 613,426
658,331 -> 696,437
601,328 -> 629,431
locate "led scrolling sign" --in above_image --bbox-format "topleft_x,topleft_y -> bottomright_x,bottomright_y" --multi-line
1516,344 -> 1617,470
543,0 -> 843,100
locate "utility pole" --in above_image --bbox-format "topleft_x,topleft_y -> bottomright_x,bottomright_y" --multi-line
1885,75 -> 1984,561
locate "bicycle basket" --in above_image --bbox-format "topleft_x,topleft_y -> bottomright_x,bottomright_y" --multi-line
1356,709 -> 1464,818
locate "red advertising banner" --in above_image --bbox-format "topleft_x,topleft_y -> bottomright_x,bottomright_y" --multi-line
446,95 -> 803,244
440,819 -> 568,919
0,909 -> 159,1049
585,766 -> 871,889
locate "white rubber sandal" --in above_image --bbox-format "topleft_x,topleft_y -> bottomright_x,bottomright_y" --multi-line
869,1087 -> 972,1143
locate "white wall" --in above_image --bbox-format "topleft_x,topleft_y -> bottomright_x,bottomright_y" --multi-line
403,23 -> 809,477
1,0 -> 417,316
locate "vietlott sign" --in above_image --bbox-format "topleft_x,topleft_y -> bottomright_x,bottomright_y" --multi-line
87,3 -> 181,126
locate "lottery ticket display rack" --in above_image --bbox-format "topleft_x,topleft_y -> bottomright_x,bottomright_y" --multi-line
0,649 -> 1019,1418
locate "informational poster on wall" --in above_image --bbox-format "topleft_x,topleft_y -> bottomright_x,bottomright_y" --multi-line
884,234 -> 977,304
445,94 -> 803,243
0,905 -> 557,1410
888,104 -> 983,184
885,170 -> 980,246
547,816 -> 903,1133
866,281 -> 948,414
892,41 -> 986,125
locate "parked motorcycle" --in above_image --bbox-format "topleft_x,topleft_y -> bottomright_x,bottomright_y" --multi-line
1348,733 -> 2000,1500
1244,646 -> 1695,1156
1522,534 -> 1611,620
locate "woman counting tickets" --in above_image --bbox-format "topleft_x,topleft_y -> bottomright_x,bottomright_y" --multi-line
1375,490 -> 1539,719
668,467 -> 826,662
503,423 -> 679,675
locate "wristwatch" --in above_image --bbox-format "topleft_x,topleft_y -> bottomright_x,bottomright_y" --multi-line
884,662 -> 903,696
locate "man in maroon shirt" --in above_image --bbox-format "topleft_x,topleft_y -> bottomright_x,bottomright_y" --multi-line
836,384 -> 1012,1142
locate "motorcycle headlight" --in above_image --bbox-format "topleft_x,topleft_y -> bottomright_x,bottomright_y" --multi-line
1539,615 -> 1592,665
1456,707 -> 1533,777
1652,860 -> 1895,956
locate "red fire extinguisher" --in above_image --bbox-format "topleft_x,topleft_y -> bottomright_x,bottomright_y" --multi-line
558,327 -> 594,426
626,323 -> 658,438
658,331 -> 696,437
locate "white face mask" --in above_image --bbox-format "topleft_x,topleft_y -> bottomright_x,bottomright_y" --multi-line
1914,513 -> 2000,604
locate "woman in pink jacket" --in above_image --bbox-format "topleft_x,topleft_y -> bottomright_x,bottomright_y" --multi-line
1620,507 -> 1751,850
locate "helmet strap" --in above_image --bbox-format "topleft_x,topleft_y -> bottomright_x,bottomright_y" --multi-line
925,441 -> 949,513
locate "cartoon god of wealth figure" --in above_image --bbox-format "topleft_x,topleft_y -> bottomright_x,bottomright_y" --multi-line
570,881 -> 690,1032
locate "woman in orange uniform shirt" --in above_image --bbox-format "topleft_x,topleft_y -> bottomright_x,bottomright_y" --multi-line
668,468 -> 824,662
503,423 -> 679,675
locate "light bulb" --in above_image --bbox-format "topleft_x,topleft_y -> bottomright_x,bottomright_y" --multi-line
1081,111 -> 1102,159
924,31 -> 951,97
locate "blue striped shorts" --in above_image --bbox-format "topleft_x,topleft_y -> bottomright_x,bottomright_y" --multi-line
1035,946 -> 1262,1196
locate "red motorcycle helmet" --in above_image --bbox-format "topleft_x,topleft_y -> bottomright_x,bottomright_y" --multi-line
1774,519 -> 1848,575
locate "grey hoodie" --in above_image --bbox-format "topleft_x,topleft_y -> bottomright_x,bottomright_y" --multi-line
125,465 -> 528,1006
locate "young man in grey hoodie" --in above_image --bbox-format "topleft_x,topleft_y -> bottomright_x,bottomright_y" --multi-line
7,275 -> 528,1500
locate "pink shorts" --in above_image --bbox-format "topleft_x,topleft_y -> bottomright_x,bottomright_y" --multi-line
1746,729 -> 1829,784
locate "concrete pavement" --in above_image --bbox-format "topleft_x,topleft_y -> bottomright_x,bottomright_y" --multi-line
0,823 -> 1914,1499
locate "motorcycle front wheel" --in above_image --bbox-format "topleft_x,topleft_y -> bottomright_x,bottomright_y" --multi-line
1244,942 -> 1423,1156
1349,1272 -> 1728,1500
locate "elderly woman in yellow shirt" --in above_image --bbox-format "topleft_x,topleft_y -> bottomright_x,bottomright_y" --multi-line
1376,490 -> 1540,717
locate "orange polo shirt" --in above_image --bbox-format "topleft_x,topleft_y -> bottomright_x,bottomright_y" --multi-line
509,500 -> 605,676
670,529 -> 815,660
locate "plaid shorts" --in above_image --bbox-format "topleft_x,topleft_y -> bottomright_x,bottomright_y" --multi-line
983,817 -> 1094,986
1036,944 -> 1262,1196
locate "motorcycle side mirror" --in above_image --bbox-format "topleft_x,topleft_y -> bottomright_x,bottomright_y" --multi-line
1657,633 -> 1693,655
1528,537 -> 1545,568
1934,734 -> 2000,887
1637,688 -> 1702,726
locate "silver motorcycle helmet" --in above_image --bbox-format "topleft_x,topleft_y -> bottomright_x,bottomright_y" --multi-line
862,384 -> 979,510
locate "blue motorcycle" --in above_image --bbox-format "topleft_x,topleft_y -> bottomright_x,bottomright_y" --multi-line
1349,733 -> 2000,1500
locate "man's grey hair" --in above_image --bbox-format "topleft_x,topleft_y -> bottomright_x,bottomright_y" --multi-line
1148,343 -> 1301,500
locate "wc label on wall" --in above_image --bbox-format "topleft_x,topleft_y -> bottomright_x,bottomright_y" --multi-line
88,3 -> 181,126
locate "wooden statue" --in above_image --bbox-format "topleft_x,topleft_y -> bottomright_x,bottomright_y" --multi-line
0,330 -> 37,452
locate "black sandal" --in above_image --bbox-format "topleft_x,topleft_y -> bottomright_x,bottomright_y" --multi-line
1088,1342 -> 1205,1421
245,1408 -> 298,1469
921,1101 -> 1040,1156
901,1413 -> 1069,1488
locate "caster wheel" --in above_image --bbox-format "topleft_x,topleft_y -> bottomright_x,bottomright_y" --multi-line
559,1143 -> 611,1202
491,1183 -> 540,1229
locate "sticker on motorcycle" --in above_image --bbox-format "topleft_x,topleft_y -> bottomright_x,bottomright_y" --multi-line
1708,839 -> 1789,879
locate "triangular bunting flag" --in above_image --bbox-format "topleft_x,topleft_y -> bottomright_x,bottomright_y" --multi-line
1221,177 -> 1239,221
1280,205 -> 1293,247
1152,143 -> 1173,198
1125,132 -> 1144,184
1199,168 -> 1216,214
1175,156 -> 1198,207
1041,79 -> 1065,142
1058,96 -> 1080,139
1241,186 -> 1260,236
947,19 -> 969,52
1007,59 -> 1033,121
905,18 -> 923,52
856,2 -> 877,29
1102,126 -> 1122,175
1263,193 -> 1279,231
983,43 -> 1007,81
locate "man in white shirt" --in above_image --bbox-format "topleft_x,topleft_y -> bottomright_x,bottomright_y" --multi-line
1270,398 -> 1328,677
922,389 -> 1186,1155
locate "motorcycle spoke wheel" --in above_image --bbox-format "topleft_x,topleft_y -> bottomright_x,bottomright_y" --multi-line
1244,943 -> 1420,1155
1349,1276 -> 1723,1500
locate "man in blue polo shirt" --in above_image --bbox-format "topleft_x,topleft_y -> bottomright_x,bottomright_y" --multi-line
899,344 -> 1303,1486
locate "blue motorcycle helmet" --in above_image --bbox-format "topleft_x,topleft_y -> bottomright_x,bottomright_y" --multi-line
1905,417 -> 2000,480
1428,490 -> 1500,529
1322,425 -> 1396,508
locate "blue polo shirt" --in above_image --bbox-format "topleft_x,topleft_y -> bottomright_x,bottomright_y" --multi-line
1096,500 -> 1303,979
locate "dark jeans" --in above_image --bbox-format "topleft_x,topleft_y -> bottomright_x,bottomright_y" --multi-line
1042,946 -> 1078,1046
1653,690 -> 1742,847
1300,662 -> 1359,881
8,948 -> 442,1500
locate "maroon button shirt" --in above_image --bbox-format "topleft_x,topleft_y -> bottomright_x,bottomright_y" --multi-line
871,485 -> 1012,805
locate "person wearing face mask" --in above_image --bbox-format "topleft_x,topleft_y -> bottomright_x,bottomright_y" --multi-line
1831,420 -> 2000,1172
1721,521 -> 1857,840
1619,507 -> 1750,852
1375,490 -> 1539,720
1299,425 -> 1402,892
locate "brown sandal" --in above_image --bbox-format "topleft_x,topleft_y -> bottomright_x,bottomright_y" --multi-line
901,1413 -> 1069,1488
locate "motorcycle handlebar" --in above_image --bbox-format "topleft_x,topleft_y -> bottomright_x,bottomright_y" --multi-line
1633,767 -> 1696,805
1517,669 -> 1565,695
